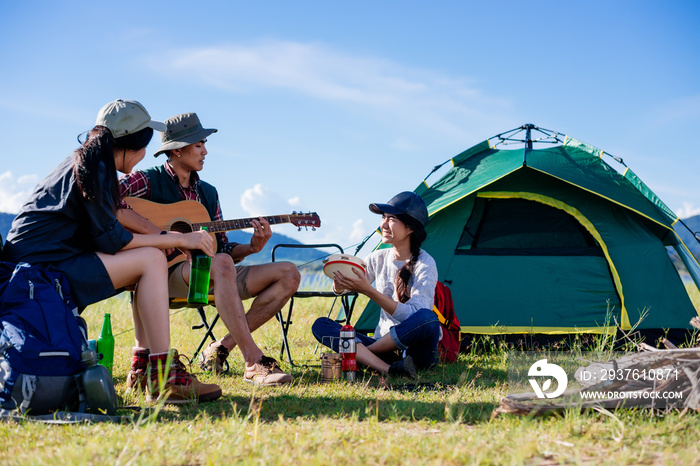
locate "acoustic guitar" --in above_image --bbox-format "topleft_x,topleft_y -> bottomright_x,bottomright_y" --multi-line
123,197 -> 321,266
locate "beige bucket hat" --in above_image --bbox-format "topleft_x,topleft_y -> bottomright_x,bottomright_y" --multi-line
95,99 -> 166,139
154,112 -> 218,157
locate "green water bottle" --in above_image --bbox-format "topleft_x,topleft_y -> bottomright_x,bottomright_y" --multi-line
96,313 -> 114,375
81,348 -> 118,415
187,226 -> 212,305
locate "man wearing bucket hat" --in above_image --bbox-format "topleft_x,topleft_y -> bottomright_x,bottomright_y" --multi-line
311,191 -> 441,378
119,112 -> 299,386
5,100 -> 223,404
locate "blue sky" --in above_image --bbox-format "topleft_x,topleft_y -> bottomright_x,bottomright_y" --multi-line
1,1 -> 699,253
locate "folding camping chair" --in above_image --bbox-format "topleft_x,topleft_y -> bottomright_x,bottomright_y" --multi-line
169,295 -> 229,372
272,243 -> 358,367
126,289 -> 226,371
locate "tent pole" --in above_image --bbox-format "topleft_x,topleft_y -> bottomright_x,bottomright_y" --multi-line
523,123 -> 535,166
354,229 -> 378,256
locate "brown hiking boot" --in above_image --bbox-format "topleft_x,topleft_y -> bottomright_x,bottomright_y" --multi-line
125,347 -> 149,393
199,341 -> 230,375
146,349 -> 222,404
125,369 -> 148,393
243,356 -> 293,386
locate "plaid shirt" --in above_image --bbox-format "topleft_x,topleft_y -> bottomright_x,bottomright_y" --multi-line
119,162 -> 237,255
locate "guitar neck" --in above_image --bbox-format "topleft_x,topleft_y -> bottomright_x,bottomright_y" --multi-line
193,215 -> 293,233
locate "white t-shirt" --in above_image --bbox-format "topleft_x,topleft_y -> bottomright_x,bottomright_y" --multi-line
364,248 -> 438,339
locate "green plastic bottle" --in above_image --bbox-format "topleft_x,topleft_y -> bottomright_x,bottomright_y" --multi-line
187,226 -> 212,305
96,313 -> 114,375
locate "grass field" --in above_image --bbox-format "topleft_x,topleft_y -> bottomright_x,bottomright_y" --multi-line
2,292 -> 700,465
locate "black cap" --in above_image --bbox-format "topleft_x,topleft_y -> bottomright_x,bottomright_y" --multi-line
369,191 -> 429,227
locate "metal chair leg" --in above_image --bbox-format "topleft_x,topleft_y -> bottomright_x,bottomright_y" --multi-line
191,307 -> 219,361
277,297 -> 296,366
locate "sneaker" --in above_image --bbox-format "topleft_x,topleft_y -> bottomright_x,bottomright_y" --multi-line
200,341 -> 230,375
243,356 -> 293,386
147,349 -> 223,404
388,355 -> 417,379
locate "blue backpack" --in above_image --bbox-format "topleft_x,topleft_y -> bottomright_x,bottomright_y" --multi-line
0,262 -> 88,414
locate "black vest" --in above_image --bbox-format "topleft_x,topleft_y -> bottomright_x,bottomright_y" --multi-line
144,164 -> 220,232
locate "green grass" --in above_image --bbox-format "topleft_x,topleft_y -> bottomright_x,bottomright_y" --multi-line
2,293 -> 700,465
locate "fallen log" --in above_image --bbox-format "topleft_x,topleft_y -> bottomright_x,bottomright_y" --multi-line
493,347 -> 700,417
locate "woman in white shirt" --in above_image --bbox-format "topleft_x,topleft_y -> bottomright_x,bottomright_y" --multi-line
312,192 -> 441,377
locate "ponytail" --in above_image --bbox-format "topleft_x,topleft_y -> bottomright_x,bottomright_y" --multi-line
73,125 -> 153,213
395,215 -> 428,304
74,126 -> 120,212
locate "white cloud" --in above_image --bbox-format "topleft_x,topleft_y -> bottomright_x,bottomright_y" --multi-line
349,218 -> 366,244
240,183 -> 301,217
150,40 -> 515,145
676,202 -> 700,220
0,171 -> 37,214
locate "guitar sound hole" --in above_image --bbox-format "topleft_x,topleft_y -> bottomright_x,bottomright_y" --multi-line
170,221 -> 193,234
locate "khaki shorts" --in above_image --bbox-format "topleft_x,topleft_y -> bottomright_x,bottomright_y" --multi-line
168,262 -> 253,300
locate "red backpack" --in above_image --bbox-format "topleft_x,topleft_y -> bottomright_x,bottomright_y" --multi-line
432,281 -> 461,363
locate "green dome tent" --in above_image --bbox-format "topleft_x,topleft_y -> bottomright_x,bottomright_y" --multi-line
354,125 -> 700,342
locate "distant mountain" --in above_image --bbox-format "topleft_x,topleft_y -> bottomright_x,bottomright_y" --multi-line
0,211 -> 332,288
226,230 -> 335,290
226,230 -> 330,271
4,209 -> 700,263
4,209 -> 699,291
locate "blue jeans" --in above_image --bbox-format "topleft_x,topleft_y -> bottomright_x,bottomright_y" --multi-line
311,308 -> 441,370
